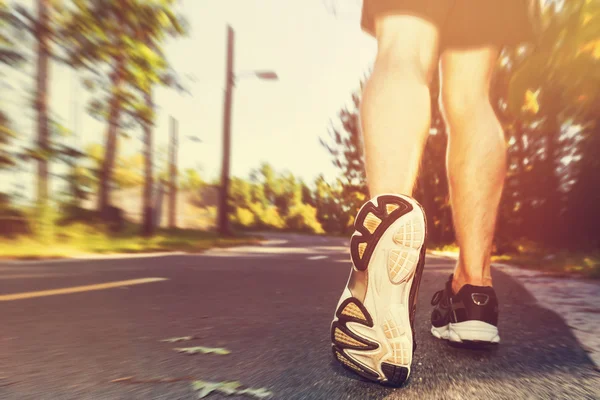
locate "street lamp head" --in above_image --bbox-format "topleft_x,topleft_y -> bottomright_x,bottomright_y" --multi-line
255,71 -> 278,81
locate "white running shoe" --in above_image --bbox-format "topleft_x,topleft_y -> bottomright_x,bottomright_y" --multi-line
331,194 -> 427,386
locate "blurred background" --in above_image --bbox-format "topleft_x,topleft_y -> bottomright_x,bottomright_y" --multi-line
0,0 -> 599,277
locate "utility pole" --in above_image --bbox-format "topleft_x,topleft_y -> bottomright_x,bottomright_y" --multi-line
218,25 -> 234,236
168,116 -> 178,229
71,69 -> 79,146
215,25 -> 277,236
142,88 -> 154,236
70,68 -> 82,208
153,179 -> 165,228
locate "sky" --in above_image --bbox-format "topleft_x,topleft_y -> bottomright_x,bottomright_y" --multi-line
1,0 -> 377,199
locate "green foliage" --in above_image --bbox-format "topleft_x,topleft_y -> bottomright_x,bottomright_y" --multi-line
61,164 -> 89,208
181,169 -> 204,191
115,153 -> 145,189
300,180 -> 314,206
321,2 -> 600,251
60,0 -> 186,127
84,143 -> 144,190
0,110 -> 16,169
320,90 -> 367,192
313,175 -> 353,234
226,163 -> 360,234
229,177 -> 252,209
319,89 -> 369,231
566,118 -> 600,247
285,203 -> 324,234
498,0 -> 600,246
253,204 -> 286,230
273,172 -> 302,215
0,0 -> 23,170
205,206 -> 217,221
28,202 -> 60,243
0,193 -> 31,237
230,164 -> 324,232
257,162 -> 278,204
0,0 -> 25,66
231,207 -> 255,228
57,205 -> 99,226
57,0 -> 187,212
249,181 -> 268,208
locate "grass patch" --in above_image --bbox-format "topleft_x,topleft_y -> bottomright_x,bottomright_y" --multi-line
0,223 -> 261,260
492,251 -> 600,279
429,242 -> 600,279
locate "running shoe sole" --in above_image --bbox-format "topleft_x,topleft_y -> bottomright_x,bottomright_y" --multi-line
431,321 -> 500,345
331,194 -> 427,386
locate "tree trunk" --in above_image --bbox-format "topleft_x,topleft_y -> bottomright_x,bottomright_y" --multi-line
154,179 -> 165,228
35,0 -> 50,215
168,117 -> 178,229
218,26 -> 234,236
97,54 -> 125,213
542,116 -> 562,245
141,89 -> 154,236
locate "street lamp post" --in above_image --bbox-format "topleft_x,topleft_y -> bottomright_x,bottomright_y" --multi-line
217,25 -> 278,236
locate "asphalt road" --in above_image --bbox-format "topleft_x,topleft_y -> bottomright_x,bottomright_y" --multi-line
1,233 -> 599,400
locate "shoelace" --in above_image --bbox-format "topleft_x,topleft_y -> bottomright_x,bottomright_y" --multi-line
431,290 -> 444,306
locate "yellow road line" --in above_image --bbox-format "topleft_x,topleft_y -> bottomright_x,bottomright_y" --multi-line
0,277 -> 168,301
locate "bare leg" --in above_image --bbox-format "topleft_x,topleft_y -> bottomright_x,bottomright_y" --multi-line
333,17 -> 439,384
439,47 -> 506,294
361,15 -> 439,197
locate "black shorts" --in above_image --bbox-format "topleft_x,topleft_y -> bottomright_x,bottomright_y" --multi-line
361,0 -> 538,50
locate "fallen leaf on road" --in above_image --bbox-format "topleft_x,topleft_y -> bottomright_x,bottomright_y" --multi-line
110,377 -> 134,383
160,336 -> 196,343
175,346 -> 230,355
238,387 -> 273,399
192,380 -> 240,398
191,380 -> 272,399
111,376 -> 195,384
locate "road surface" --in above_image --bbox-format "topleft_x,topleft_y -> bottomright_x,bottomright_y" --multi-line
1,234 -> 598,399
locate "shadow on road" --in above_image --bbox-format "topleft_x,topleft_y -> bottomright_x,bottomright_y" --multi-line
313,267 -> 599,399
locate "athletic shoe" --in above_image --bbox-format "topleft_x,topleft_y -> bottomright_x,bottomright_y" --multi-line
331,194 -> 427,386
430,274 -> 500,344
